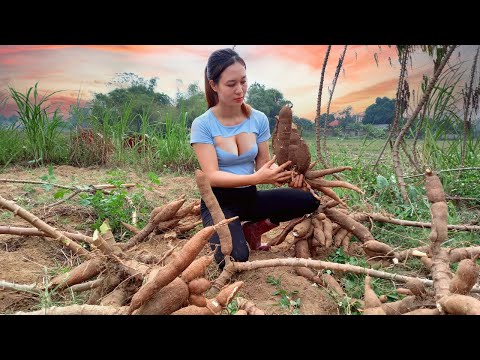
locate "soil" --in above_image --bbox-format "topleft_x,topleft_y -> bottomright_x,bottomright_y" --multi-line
0,165 -> 339,315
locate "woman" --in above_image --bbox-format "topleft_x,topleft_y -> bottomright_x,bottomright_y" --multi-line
190,48 -> 319,267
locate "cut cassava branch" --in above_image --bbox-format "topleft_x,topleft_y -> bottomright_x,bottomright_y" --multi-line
0,225 -> 95,244
229,257 -> 480,293
0,195 -> 90,257
351,213 -> 480,232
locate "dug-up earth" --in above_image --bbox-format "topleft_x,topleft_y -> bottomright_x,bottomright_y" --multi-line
0,165 -> 339,315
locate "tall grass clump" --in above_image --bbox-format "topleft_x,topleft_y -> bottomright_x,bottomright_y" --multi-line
69,99 -> 196,173
0,123 -> 24,169
0,95 -> 24,168
9,82 -> 67,165
414,64 -> 480,198
155,111 -> 196,172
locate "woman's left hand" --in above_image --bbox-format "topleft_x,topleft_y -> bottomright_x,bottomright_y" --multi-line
288,173 -> 306,190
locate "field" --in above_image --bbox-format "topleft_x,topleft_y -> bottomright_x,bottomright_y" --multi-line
1,135 -> 479,315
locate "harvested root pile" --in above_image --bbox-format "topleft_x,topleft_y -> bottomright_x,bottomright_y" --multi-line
0,192 -> 243,315
272,105 -> 363,206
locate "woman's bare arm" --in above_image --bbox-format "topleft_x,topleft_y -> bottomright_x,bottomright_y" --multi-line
193,143 -> 292,188
255,141 -> 273,171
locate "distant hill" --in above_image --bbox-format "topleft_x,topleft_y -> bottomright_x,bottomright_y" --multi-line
0,114 -> 17,128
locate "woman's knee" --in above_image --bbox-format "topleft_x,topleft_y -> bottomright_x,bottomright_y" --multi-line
213,244 -> 249,268
305,192 -> 320,213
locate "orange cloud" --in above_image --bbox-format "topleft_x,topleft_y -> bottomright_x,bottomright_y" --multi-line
303,70 -> 426,119
249,45 -> 397,72
0,45 -> 73,55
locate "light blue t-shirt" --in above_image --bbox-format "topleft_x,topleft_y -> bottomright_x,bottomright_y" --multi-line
190,108 -> 271,176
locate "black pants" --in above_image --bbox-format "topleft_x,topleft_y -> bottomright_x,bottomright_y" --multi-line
200,186 -> 320,267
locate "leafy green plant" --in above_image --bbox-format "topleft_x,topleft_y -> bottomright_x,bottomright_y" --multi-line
226,298 -> 239,315
266,275 -> 301,314
79,188 -> 134,232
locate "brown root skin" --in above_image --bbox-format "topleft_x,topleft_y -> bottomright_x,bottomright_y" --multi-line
215,281 -> 244,307
334,228 -> 349,248
324,208 -> 375,243
362,307 -> 386,315
155,218 -> 182,233
124,197 -> 186,250
449,259 -> 479,295
425,171 -> 446,203
267,216 -> 306,246
188,278 -> 211,295
292,218 -> 312,238
322,218 -> 333,248
405,279 -> 428,298
195,170 -> 233,256
100,282 -> 132,307
188,294 -> 207,307
307,177 -> 364,194
312,217 -> 326,247
438,294 -> 480,315
305,166 -> 352,179
306,183 -> 347,207
208,260 -> 236,296
272,105 -> 293,167
172,305 -> 213,315
235,297 -> 265,315
379,296 -> 425,315
128,218 -> 236,314
363,240 -> 395,259
363,275 -> 383,309
175,202 -> 196,218
181,255 -> 214,283
50,257 -> 104,289
403,308 -> 440,315
121,222 -> 140,234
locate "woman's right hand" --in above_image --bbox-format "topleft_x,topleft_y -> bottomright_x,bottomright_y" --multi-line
254,155 -> 293,186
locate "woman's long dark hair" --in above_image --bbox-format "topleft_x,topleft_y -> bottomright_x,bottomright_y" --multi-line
204,48 -> 251,118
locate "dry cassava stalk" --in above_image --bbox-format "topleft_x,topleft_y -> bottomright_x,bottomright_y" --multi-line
0,225 -> 94,245
15,304 -> 129,315
350,212 -> 480,232
0,195 -> 90,257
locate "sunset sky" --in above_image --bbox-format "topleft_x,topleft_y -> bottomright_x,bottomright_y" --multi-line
0,45 -> 477,120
